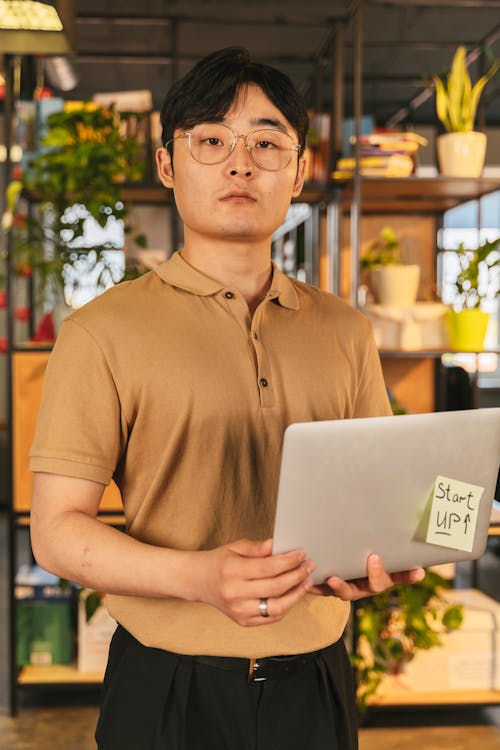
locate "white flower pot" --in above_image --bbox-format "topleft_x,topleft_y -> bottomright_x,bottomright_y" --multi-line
371,265 -> 420,308
436,132 -> 487,178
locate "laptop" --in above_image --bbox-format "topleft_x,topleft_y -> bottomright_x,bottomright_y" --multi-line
272,408 -> 500,583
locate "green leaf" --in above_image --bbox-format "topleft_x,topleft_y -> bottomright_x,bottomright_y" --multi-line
385,637 -> 405,661
442,604 -> 464,631
447,46 -> 467,132
469,60 -> 499,128
431,46 -> 499,131
84,590 -> 102,622
433,76 -> 451,130
133,233 -> 148,249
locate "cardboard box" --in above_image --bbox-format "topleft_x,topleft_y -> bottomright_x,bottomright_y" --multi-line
363,302 -> 449,351
78,590 -> 117,673
383,588 -> 500,693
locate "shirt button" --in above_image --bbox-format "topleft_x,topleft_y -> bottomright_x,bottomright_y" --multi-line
252,332 -> 258,340
259,378 -> 268,388
224,291 -> 234,299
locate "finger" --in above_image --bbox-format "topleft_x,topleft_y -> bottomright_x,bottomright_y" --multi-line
310,583 -> 334,596
325,576 -> 366,601
238,549 -> 308,581
366,553 -> 394,593
324,559 -> 426,602
245,578 -> 313,626
391,567 -> 425,584
227,538 -> 274,558
245,561 -> 316,600
227,539 -> 307,577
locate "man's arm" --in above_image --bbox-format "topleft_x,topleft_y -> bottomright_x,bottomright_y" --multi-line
30,472 -> 315,627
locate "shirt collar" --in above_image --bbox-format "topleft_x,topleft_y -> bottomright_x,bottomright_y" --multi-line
154,252 -> 299,310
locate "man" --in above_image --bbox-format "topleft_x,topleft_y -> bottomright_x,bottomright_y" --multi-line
30,47 -> 423,749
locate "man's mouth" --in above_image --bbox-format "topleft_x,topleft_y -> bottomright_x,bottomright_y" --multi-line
220,191 -> 257,203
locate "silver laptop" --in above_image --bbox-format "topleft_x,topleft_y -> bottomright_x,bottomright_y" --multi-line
272,408 -> 500,583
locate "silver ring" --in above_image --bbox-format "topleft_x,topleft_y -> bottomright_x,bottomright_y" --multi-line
259,598 -> 270,618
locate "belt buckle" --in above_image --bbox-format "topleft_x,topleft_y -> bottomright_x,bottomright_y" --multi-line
248,657 -> 267,682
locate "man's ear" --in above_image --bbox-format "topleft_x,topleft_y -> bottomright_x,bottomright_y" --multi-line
156,147 -> 174,189
291,156 -> 306,199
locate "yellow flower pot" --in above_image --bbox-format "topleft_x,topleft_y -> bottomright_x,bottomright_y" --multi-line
446,309 -> 490,352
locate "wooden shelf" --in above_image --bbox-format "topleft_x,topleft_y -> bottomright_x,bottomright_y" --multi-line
292,176 -> 500,212
368,687 -> 500,707
12,343 -> 54,352
122,183 -> 333,205
18,664 -> 104,686
380,347 -> 500,358
340,176 -> 500,214
31,176 -> 500,215
122,183 -> 170,204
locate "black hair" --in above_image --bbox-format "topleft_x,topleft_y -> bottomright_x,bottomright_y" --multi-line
160,47 -> 309,158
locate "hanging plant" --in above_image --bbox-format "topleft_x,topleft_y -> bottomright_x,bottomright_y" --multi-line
7,103 -> 148,308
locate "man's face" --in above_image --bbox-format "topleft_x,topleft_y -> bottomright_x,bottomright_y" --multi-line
156,84 -> 305,246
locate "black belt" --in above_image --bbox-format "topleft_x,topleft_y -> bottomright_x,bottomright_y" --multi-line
179,650 -> 322,682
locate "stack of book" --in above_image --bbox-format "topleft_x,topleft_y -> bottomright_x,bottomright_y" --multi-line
332,131 -> 428,180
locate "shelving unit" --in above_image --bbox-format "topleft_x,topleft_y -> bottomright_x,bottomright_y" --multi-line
340,7 -> 500,717
342,171 -> 500,410
6,178 -> 499,711
2,2 -> 499,721
6,347 -> 125,710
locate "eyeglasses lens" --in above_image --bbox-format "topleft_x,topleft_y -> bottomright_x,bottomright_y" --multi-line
188,124 -> 295,171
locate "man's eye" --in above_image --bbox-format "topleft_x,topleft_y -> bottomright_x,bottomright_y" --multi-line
255,140 -> 277,149
204,137 -> 224,146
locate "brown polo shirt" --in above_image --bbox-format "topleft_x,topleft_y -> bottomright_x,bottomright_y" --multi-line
30,251 -> 391,657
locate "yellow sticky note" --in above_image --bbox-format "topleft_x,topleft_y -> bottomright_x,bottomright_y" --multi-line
426,475 -> 484,553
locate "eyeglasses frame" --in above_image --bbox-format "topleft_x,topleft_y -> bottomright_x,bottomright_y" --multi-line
164,123 -> 302,172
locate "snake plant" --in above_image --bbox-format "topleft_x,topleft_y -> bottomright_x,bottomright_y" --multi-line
433,46 -> 499,132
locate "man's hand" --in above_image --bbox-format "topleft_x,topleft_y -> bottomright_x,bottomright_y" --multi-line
311,553 -> 425,601
194,538 -> 316,627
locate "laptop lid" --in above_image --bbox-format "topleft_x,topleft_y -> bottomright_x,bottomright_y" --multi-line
272,408 -> 500,583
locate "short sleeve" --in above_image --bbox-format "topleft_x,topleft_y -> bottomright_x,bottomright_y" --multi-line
29,318 -> 127,485
352,321 -> 392,419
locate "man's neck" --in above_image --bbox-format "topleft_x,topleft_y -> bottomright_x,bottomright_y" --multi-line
180,238 -> 273,315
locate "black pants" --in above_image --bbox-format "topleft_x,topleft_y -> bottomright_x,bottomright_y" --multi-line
95,625 -> 358,750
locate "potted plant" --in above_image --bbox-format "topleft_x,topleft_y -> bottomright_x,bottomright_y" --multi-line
361,226 -> 420,307
445,237 -> 500,351
351,569 -> 464,710
431,45 -> 499,177
6,103 -> 148,320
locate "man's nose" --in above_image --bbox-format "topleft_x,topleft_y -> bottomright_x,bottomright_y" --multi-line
226,135 -> 253,175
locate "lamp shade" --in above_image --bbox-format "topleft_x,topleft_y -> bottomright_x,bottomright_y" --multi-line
0,1 -> 75,54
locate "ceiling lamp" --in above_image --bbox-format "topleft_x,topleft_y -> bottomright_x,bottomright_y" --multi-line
0,1 -> 75,54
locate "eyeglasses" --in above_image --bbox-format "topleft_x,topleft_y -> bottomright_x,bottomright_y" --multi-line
165,123 -> 301,172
